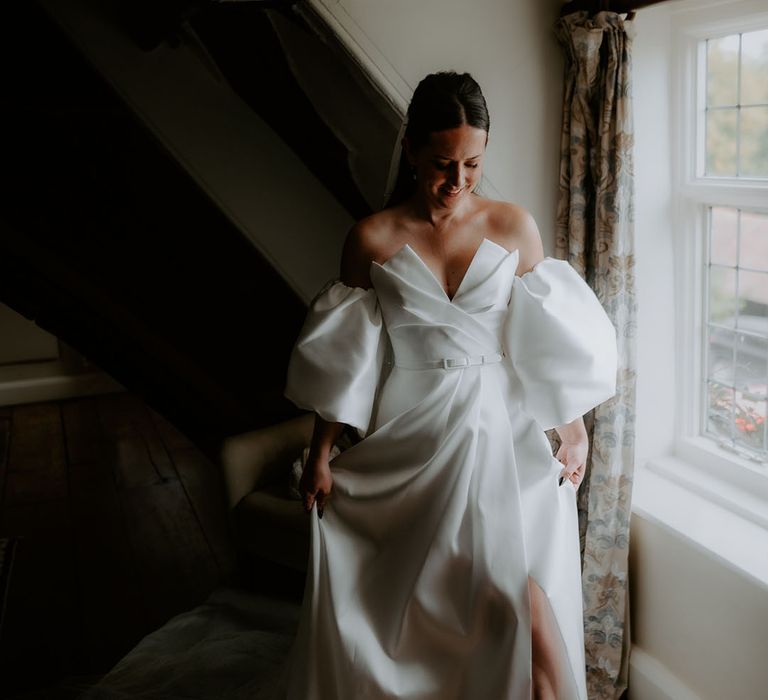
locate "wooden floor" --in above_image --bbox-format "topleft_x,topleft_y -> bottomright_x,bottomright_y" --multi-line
0,391 -> 240,698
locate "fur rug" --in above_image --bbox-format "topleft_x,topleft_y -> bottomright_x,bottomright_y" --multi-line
81,587 -> 301,699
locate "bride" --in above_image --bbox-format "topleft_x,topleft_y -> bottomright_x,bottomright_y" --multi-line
283,71 -> 617,699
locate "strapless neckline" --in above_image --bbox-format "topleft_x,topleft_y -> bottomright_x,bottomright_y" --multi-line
371,236 -> 518,304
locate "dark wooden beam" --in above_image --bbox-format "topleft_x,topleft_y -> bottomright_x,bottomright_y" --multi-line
560,0 -> 671,18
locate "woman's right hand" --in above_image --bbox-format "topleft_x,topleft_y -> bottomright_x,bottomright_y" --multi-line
299,453 -> 334,518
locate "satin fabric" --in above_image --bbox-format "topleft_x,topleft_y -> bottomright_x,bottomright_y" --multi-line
282,237 -> 617,699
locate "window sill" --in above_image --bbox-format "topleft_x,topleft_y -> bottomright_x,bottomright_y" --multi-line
631,454 -> 768,588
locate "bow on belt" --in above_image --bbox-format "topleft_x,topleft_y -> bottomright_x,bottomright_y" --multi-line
391,352 -> 506,371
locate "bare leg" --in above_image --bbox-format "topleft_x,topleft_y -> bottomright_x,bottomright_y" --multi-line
529,575 -> 573,700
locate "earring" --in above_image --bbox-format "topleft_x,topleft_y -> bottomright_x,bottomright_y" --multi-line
409,164 -> 416,181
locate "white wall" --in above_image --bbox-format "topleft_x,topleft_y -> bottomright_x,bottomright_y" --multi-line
313,0 -> 566,253
630,502 -> 768,700
0,303 -> 124,407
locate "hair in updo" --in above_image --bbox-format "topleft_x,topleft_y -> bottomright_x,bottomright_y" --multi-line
383,71 -> 490,209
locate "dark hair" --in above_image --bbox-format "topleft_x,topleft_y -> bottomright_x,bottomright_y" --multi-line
383,71 -> 490,209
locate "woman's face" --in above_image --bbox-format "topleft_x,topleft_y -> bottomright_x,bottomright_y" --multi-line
406,124 -> 488,209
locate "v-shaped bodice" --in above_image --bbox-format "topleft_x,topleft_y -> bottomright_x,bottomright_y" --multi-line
370,237 -> 520,369
285,238 -> 616,436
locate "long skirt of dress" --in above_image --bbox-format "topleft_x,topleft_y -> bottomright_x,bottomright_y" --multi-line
282,359 -> 587,700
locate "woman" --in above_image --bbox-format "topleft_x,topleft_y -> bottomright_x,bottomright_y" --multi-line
282,71 -> 617,700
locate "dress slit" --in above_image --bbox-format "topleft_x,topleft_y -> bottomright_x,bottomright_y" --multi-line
528,575 -> 581,700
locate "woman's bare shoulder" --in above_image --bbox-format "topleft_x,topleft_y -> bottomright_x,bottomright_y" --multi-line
339,209 -> 403,288
477,197 -> 544,275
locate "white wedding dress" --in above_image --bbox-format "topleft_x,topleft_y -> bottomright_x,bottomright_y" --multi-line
281,237 -> 617,700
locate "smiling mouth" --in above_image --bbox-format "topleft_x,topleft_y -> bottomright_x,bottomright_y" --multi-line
442,187 -> 464,196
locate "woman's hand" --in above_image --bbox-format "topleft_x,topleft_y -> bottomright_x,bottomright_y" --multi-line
300,453 -> 334,518
555,436 -> 589,490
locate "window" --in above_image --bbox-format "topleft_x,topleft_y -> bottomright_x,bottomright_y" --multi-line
703,29 -> 768,178
673,6 -> 768,475
705,206 -> 768,462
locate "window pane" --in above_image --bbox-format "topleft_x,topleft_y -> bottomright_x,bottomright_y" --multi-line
734,331 -> 767,389
705,381 -> 767,454
709,265 -> 739,326
708,330 -> 768,393
741,28 -> 768,106
708,326 -> 735,384
738,269 -> 768,316
740,211 -> 768,271
734,381 -> 767,452
739,106 -> 768,177
711,206 -> 738,266
707,34 -> 739,107
706,108 -> 738,175
706,381 -> 735,440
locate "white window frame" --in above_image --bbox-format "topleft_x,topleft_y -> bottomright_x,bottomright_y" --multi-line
670,1 -> 768,511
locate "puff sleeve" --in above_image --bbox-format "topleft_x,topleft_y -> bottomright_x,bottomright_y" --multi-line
284,280 -> 387,437
502,258 -> 618,431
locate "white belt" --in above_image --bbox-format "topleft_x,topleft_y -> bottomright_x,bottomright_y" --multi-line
393,352 -> 505,370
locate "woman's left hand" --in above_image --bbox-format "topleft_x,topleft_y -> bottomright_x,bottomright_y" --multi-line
555,437 -> 588,490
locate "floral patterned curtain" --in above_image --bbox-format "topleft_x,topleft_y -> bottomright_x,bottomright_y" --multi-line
553,11 -> 637,700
